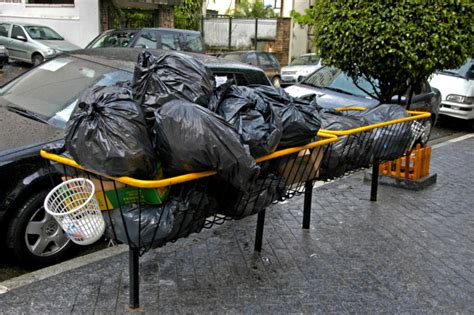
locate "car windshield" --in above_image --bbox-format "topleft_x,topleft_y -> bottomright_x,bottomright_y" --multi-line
302,66 -> 377,98
291,55 -> 320,66
25,26 -> 63,40
182,33 -> 204,52
0,56 -> 133,128
87,31 -> 137,48
439,58 -> 473,79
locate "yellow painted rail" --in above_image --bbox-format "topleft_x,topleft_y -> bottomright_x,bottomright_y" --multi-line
40,131 -> 338,189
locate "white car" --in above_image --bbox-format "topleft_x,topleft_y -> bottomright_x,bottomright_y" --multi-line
429,59 -> 474,126
280,53 -> 324,86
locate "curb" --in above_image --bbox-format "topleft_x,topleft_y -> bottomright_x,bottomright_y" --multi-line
0,244 -> 128,293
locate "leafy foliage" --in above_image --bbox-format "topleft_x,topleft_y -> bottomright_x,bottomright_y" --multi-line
292,1 -> 474,103
228,0 -> 275,18
175,0 -> 202,30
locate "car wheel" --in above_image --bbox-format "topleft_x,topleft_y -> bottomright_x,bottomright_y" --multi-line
32,54 -> 44,66
6,190 -> 75,267
418,118 -> 433,146
272,76 -> 281,87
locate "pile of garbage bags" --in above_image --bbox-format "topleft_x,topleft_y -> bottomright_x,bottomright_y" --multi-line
57,50 -> 418,249
318,105 -> 416,179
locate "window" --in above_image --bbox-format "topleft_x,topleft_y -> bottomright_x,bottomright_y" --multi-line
160,32 -> 179,50
221,54 -> 242,62
246,53 -> 258,66
11,25 -> 26,40
182,33 -> 203,53
0,23 -> 10,37
25,25 -> 63,40
27,0 -> 74,4
134,31 -> 158,49
258,53 -> 273,66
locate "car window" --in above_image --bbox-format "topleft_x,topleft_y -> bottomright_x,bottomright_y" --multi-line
413,81 -> 430,95
11,25 -> 26,40
467,65 -> 474,80
135,31 -> 158,49
160,32 -> 179,50
181,33 -> 203,52
258,53 -> 273,66
268,53 -> 280,67
308,55 -> 321,65
246,53 -> 258,66
0,56 -> 132,127
25,26 -> 63,40
0,23 -> 10,37
88,31 -> 135,48
220,54 -> 242,62
303,66 -> 377,98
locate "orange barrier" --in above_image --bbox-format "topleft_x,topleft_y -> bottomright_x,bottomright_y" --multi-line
379,144 -> 432,180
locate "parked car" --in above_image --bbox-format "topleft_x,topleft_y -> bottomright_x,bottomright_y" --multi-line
0,47 -> 270,267
0,22 -> 80,65
429,58 -> 474,127
0,45 -> 7,69
218,51 -> 281,86
86,28 -> 205,54
280,53 -> 324,86
285,66 -> 441,144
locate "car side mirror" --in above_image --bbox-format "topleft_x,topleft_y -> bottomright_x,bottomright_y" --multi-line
391,95 -> 407,105
15,35 -> 27,42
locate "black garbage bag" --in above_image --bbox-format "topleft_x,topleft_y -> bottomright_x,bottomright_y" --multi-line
104,188 -> 220,248
65,83 -> 157,179
360,104 -> 413,161
319,109 -> 367,179
251,85 -> 322,147
103,204 -> 174,249
213,85 -> 282,157
153,99 -> 260,190
133,51 -> 215,128
207,78 -> 234,112
214,174 -> 286,219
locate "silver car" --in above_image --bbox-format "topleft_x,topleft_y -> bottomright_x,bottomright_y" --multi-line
0,22 -> 80,65
280,53 -> 324,86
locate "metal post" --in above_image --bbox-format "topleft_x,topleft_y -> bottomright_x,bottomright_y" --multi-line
254,18 -> 258,50
254,209 -> 266,252
228,17 -> 232,50
129,247 -> 140,309
302,180 -> 313,229
370,162 -> 380,201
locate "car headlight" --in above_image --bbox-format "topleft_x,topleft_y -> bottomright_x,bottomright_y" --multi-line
45,48 -> 60,55
446,94 -> 473,104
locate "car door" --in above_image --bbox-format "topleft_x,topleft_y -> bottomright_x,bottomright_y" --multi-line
9,25 -> 30,62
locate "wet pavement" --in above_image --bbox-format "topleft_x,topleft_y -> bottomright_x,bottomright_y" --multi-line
0,135 -> 473,313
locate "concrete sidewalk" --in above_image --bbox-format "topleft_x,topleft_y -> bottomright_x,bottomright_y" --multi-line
0,136 -> 473,314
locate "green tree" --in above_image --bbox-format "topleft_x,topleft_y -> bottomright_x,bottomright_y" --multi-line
174,0 -> 202,30
292,1 -> 473,104
228,0 -> 275,18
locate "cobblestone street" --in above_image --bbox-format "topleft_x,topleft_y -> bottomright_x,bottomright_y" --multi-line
0,136 -> 472,314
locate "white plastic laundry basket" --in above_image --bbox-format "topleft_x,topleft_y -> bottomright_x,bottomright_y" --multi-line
44,178 -> 105,245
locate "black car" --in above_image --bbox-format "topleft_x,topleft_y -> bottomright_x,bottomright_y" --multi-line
218,51 -> 281,86
0,48 -> 270,267
86,28 -> 205,54
285,66 -> 441,144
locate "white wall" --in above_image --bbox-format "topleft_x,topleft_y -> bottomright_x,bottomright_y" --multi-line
0,0 -> 100,48
289,0 -> 311,60
204,0 -> 235,15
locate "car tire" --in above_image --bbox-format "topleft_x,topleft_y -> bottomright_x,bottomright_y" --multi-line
418,117 -> 434,146
272,76 -> 281,87
6,190 -> 75,268
32,54 -> 44,66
